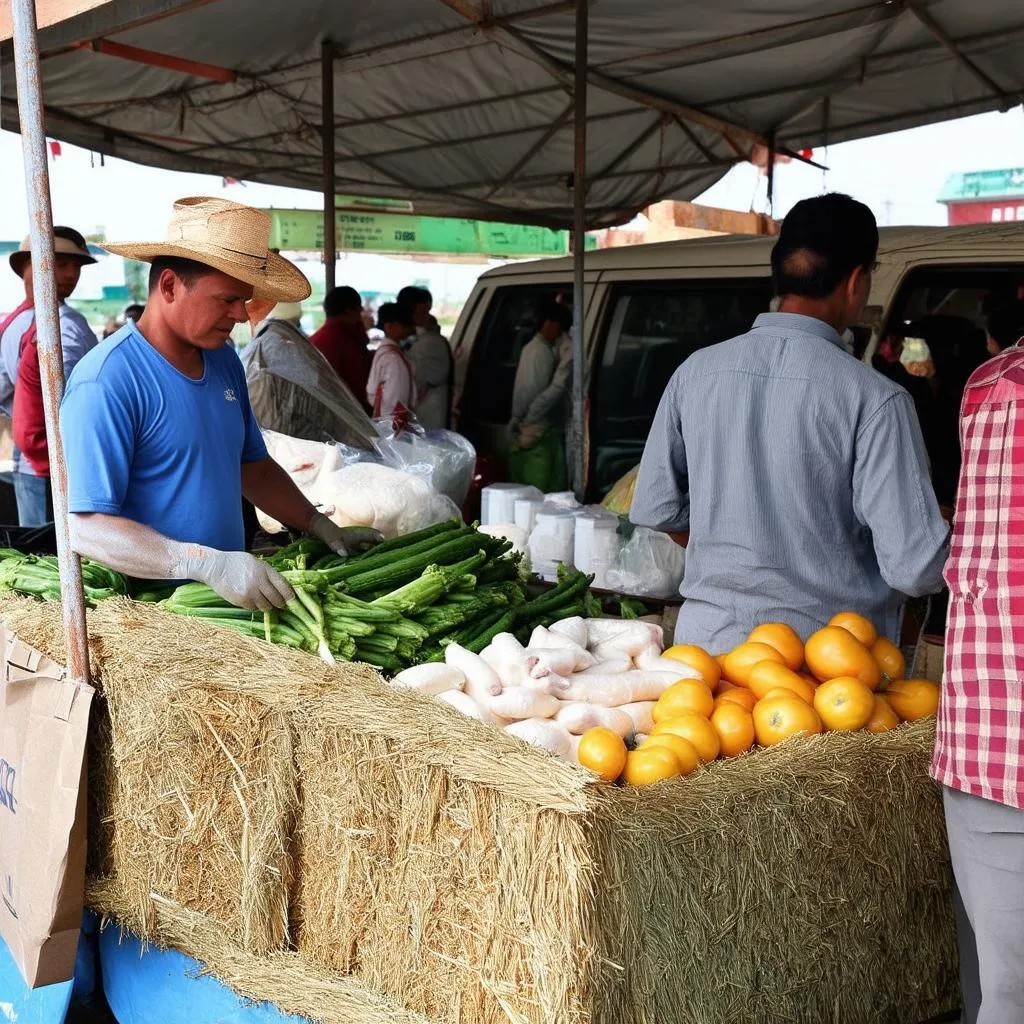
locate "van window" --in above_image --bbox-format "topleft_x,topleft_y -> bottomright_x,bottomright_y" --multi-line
460,283 -> 570,442
590,278 -> 771,496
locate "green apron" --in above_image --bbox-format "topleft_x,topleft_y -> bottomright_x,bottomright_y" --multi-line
507,427 -> 567,494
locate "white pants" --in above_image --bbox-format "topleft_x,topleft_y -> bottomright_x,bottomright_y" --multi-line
943,787 -> 1024,1024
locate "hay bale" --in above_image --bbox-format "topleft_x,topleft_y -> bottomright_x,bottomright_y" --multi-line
87,877 -> 430,1024
294,697 -> 957,1024
0,596 -> 376,954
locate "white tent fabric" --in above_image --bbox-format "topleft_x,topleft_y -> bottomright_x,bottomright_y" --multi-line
1,0 -> 1022,227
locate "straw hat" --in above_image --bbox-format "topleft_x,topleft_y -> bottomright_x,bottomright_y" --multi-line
103,196 -> 311,303
265,301 -> 304,323
9,228 -> 96,277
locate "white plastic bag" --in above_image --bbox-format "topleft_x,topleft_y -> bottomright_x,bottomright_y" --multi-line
371,417 -> 476,506
605,526 -> 685,599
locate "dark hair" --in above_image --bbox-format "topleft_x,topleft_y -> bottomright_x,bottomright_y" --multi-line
538,298 -> 572,332
377,302 -> 414,331
323,285 -> 363,317
53,225 -> 90,252
123,304 -> 145,321
397,285 -> 431,308
771,193 -> 878,299
148,255 -> 215,293
986,300 -> 1024,351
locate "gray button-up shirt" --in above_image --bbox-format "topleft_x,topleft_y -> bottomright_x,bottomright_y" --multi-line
631,312 -> 949,650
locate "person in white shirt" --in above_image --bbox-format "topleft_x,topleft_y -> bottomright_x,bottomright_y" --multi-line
0,227 -> 98,525
397,285 -> 453,430
367,303 -> 416,418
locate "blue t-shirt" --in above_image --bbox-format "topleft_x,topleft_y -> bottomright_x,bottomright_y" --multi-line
60,322 -> 267,552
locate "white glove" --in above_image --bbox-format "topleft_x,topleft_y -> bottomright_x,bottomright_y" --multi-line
69,513 -> 294,610
179,548 -> 295,611
307,511 -> 383,556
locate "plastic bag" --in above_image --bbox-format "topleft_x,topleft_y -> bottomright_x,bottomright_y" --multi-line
240,318 -> 376,450
605,526 -> 685,599
601,464 -> 639,516
371,417 -> 476,507
257,431 -> 460,538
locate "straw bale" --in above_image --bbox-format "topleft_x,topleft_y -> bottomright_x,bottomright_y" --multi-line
87,877 -> 430,1024
294,689 -> 598,1024
296,697 -> 956,1024
0,596 -> 370,954
586,719 -> 957,1023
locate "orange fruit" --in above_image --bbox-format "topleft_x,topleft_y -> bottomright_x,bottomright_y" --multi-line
714,687 -> 757,712
865,694 -> 901,734
752,692 -> 823,747
872,637 -> 906,682
710,702 -> 755,757
813,677 -> 876,732
577,727 -> 628,782
747,662 -> 816,704
805,627 -> 881,690
641,734 -> 700,776
622,746 -> 682,786
721,642 -> 786,687
883,679 -> 940,722
828,611 -> 878,648
650,712 -> 721,762
653,679 -> 714,722
662,644 -> 721,687
748,622 -> 804,672
714,678 -> 737,695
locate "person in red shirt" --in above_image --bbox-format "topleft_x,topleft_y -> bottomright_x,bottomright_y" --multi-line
932,345 -> 1024,1024
309,285 -> 373,412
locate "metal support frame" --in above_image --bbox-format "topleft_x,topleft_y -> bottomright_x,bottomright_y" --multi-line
570,0 -> 587,500
321,39 -> 336,292
10,0 -> 90,683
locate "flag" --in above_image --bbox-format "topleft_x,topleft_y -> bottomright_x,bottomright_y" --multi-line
221,176 -> 243,187
48,140 -> 62,159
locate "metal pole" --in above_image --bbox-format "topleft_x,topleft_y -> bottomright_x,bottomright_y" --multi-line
571,0 -> 588,500
10,0 -> 90,683
321,39 -> 336,293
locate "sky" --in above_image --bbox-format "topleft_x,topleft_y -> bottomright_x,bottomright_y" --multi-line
0,106 -> 1021,309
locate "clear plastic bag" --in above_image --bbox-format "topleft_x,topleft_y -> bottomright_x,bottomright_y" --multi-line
240,319 -> 376,450
256,431 -> 460,538
370,416 -> 476,507
605,525 -> 685,599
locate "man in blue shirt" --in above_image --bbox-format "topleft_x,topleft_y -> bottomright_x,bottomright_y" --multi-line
61,197 -> 377,609
632,193 -> 948,650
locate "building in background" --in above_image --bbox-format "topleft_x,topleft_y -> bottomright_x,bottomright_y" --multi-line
938,168 -> 1024,225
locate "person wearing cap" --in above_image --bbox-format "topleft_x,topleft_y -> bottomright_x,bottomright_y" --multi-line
368,302 -> 417,418
396,285 -> 453,430
0,226 -> 97,525
59,197 -> 380,611
309,285 -> 373,411
631,193 -> 949,649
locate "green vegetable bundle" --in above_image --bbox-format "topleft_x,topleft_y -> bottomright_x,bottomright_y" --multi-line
0,550 -> 128,605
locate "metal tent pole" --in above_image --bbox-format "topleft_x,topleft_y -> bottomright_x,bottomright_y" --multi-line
321,39 -> 336,292
571,0 -> 588,500
10,0 -> 90,683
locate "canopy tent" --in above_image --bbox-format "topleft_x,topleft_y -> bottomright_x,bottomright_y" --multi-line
1,0 -> 1023,230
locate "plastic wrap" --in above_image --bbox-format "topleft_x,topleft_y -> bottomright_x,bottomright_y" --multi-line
371,418 -> 476,506
605,526 -> 686,599
257,431 -> 460,539
240,319 -> 376,450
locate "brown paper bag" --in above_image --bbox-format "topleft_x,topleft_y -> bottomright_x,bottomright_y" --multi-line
0,623 -> 94,988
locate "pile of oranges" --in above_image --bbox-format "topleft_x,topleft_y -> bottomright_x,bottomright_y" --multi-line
577,612 -> 941,787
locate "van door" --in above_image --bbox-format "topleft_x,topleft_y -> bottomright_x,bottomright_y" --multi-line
589,277 -> 772,496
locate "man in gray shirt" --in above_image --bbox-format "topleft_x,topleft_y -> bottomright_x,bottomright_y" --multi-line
632,193 -> 948,650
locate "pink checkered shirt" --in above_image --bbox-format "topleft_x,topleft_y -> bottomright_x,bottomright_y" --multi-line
932,347 -> 1024,809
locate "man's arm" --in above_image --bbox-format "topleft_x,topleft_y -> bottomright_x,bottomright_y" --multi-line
523,345 -> 572,425
630,373 -> 691,534
853,392 -> 950,596
241,457 -> 320,534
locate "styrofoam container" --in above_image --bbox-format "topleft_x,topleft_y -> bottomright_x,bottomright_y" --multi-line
528,510 -> 577,582
514,497 -> 545,536
481,484 -> 541,526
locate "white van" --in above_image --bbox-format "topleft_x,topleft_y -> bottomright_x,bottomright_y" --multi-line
451,223 -> 1024,498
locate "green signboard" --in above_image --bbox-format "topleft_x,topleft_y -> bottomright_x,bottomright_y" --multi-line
264,207 -> 595,258
938,168 -> 1024,203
